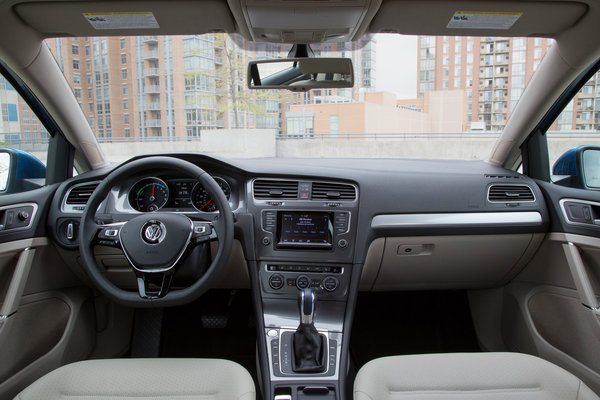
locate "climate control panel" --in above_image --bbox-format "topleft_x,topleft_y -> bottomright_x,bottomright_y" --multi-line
261,262 -> 350,300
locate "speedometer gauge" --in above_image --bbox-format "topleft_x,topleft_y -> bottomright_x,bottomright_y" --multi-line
128,177 -> 169,212
191,177 -> 231,212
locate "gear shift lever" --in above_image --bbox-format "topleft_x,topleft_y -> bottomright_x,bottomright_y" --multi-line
292,288 -> 326,373
300,287 -> 315,325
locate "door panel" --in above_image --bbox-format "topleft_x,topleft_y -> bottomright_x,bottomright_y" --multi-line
499,181 -> 600,394
0,186 -> 96,399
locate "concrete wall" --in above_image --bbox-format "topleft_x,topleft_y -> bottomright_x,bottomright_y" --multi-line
18,131 -> 600,172
98,129 -> 276,163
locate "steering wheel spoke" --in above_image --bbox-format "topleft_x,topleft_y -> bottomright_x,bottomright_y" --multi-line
136,271 -> 174,299
191,221 -> 217,243
95,221 -> 126,248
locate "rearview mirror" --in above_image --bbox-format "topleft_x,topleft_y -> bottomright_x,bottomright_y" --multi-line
248,58 -> 354,92
553,145 -> 600,189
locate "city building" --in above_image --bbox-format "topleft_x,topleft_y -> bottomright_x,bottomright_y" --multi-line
418,36 -> 556,131
286,90 -> 466,137
44,34 -> 376,141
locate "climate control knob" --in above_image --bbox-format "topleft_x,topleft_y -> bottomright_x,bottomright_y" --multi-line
296,275 -> 311,289
323,276 -> 339,292
269,274 -> 284,290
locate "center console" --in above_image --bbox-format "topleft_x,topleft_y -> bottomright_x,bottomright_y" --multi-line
248,179 -> 358,400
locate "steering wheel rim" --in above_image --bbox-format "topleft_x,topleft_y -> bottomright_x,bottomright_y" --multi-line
79,156 -> 234,307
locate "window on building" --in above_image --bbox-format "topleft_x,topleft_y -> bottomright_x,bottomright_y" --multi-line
123,99 -> 129,110
121,69 -> 127,79
329,115 -> 339,137
121,53 -> 126,64
88,103 -> 94,112
85,45 -> 90,56
72,60 -> 80,69
125,128 -> 130,137
86,60 -> 91,70
73,73 -> 81,84
72,45 -> 79,55
74,88 -> 81,98
87,88 -> 93,98
120,38 -> 126,50
122,84 -> 128,95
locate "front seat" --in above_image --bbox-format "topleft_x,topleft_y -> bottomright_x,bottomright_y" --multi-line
15,358 -> 255,400
354,352 -> 600,400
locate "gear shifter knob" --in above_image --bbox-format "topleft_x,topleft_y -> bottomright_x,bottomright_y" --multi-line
299,288 -> 315,325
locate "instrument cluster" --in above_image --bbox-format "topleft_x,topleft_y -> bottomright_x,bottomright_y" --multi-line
127,176 -> 232,212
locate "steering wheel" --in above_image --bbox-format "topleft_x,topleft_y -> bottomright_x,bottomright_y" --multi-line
79,156 -> 234,307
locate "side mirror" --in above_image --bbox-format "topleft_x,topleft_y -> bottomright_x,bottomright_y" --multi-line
0,148 -> 46,194
553,145 -> 600,190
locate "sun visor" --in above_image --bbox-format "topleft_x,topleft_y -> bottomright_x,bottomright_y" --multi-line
234,0 -> 382,43
369,0 -> 588,37
14,0 -> 236,37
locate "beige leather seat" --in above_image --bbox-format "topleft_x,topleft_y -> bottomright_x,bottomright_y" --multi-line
15,358 -> 255,400
354,352 -> 600,400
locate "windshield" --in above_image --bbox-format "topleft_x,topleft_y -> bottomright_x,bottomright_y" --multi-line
27,34 -> 562,162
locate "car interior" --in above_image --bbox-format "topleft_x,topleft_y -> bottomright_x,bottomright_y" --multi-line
2,0 -> 600,399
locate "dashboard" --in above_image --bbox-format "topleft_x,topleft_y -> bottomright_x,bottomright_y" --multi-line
49,153 -> 550,291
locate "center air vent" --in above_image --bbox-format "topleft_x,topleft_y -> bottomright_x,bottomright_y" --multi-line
488,185 -> 535,202
312,182 -> 356,200
254,180 -> 299,199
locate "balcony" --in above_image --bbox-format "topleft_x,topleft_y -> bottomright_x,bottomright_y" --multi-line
146,120 -> 162,128
216,119 -> 225,128
143,50 -> 159,60
142,36 -> 158,44
144,68 -> 160,77
214,56 -> 223,65
144,85 -> 161,94
144,102 -> 161,111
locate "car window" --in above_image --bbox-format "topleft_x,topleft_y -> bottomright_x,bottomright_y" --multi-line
0,75 -> 49,194
547,70 -> 600,185
17,34 -> 554,163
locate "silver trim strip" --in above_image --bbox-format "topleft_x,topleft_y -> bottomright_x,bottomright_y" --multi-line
371,211 -> 543,229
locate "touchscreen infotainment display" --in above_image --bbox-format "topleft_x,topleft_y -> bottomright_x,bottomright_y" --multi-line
278,212 -> 331,247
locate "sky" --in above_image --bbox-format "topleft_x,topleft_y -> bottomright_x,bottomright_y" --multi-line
375,34 -> 418,99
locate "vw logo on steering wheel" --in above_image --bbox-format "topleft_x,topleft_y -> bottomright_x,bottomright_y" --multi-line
141,220 -> 166,244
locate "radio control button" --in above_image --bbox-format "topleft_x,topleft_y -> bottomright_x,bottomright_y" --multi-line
338,239 -> 348,248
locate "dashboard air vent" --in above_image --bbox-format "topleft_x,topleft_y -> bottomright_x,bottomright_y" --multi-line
66,182 -> 99,205
312,182 -> 356,200
488,185 -> 534,202
254,180 -> 299,199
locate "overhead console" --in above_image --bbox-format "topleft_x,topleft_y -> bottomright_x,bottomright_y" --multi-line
228,0 -> 382,43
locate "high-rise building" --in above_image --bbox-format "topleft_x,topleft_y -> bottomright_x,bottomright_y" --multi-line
418,36 -> 554,131
45,34 -> 376,140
